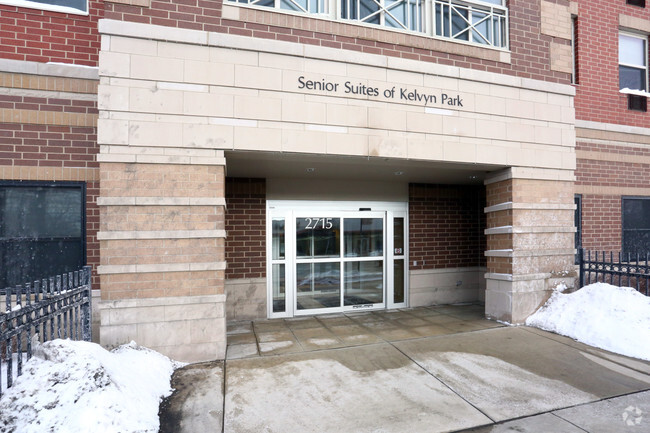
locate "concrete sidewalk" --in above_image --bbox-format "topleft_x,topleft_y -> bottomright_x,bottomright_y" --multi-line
159,306 -> 650,433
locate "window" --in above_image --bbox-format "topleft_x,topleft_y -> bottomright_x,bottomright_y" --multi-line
619,33 -> 648,92
231,0 -> 509,49
574,195 -> 581,263
626,0 -> 645,8
0,182 -> 86,289
0,0 -> 88,15
622,197 -> 650,256
571,16 -> 578,84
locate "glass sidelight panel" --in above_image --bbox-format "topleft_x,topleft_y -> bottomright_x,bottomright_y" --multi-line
272,263 -> 286,313
272,219 -> 285,260
344,218 -> 383,257
344,260 -> 383,305
296,217 -> 340,258
296,262 -> 341,310
393,259 -> 405,303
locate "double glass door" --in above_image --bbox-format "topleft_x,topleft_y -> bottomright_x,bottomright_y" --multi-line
268,202 -> 407,318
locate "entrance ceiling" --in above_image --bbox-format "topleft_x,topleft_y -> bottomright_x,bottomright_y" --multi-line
225,151 -> 504,185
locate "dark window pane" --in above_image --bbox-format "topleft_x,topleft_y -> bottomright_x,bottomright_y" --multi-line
296,217 -> 340,258
30,0 -> 87,12
619,66 -> 647,91
344,218 -> 383,257
0,184 -> 85,288
2,187 -> 82,238
622,198 -> 650,255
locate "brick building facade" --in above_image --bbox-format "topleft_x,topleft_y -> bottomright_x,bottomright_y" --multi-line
0,0 -> 648,362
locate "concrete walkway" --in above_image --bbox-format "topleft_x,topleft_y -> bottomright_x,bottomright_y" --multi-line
159,305 -> 650,433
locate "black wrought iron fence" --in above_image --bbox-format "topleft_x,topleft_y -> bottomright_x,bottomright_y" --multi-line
0,266 -> 92,398
578,249 -> 649,295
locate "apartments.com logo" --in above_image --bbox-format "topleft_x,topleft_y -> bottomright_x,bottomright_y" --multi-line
622,406 -> 643,427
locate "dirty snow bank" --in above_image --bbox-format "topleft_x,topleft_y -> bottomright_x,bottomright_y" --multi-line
526,283 -> 650,361
0,339 -> 178,433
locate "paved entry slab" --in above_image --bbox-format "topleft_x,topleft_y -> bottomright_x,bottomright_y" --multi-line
224,343 -> 491,433
393,327 -> 650,422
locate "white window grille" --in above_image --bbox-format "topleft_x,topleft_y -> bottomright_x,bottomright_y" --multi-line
229,0 -> 509,49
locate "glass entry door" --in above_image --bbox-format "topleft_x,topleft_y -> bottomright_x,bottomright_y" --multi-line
294,213 -> 385,314
267,201 -> 407,318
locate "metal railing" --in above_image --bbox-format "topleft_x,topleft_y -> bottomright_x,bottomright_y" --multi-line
0,266 -> 92,397
229,0 -> 509,48
578,249 -> 649,295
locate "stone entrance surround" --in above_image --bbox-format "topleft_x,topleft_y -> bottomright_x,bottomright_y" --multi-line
97,18 -> 576,361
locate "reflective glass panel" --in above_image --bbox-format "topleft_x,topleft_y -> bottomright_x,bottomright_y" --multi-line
272,219 -> 285,260
620,34 -> 646,67
344,218 -> 383,257
393,259 -> 405,303
393,217 -> 404,255
620,66 -> 647,91
272,263 -> 286,313
296,262 -> 341,310
296,217 -> 340,258
344,260 -> 383,305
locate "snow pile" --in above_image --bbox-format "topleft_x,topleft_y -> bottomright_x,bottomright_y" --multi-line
0,339 -> 177,433
526,283 -> 650,361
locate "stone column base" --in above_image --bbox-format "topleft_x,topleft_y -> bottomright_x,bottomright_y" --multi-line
99,294 -> 226,363
485,274 -> 574,324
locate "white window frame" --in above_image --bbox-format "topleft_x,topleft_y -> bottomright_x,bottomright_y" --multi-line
0,0 -> 89,15
619,31 -> 649,92
266,200 -> 408,319
228,0 -> 509,50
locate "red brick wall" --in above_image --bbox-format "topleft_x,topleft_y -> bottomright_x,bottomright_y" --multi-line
0,121 -> 100,286
0,1 -> 102,66
409,184 -> 486,270
0,121 -> 98,168
104,0 -> 570,84
225,177 -> 266,280
574,0 -> 650,127
576,141 -> 650,252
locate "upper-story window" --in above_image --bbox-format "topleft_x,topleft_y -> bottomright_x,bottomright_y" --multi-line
619,32 -> 648,91
1,0 -> 88,14
231,0 -> 509,49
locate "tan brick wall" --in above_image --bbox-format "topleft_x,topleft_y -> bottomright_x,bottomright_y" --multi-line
100,163 -> 224,198
98,161 -> 226,301
101,205 -> 225,232
541,0 -> 573,40
100,270 -> 224,300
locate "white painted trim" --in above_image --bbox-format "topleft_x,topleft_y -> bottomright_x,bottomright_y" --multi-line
98,293 -> 226,309
484,249 -> 575,257
484,226 -> 576,234
575,119 -> 650,137
97,153 -> 226,165
97,261 -> 226,275
484,202 -> 576,213
98,18 -> 575,96
485,272 -> 551,281
97,197 -> 226,206
0,87 -> 97,101
0,58 -> 99,80
97,229 -> 226,240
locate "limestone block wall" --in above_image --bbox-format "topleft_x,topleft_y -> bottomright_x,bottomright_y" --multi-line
97,161 -> 227,362
484,171 -> 576,324
97,17 -> 578,345
97,19 -> 576,171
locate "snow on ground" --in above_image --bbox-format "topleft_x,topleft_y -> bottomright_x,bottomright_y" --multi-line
526,283 -> 650,361
0,339 -> 179,433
